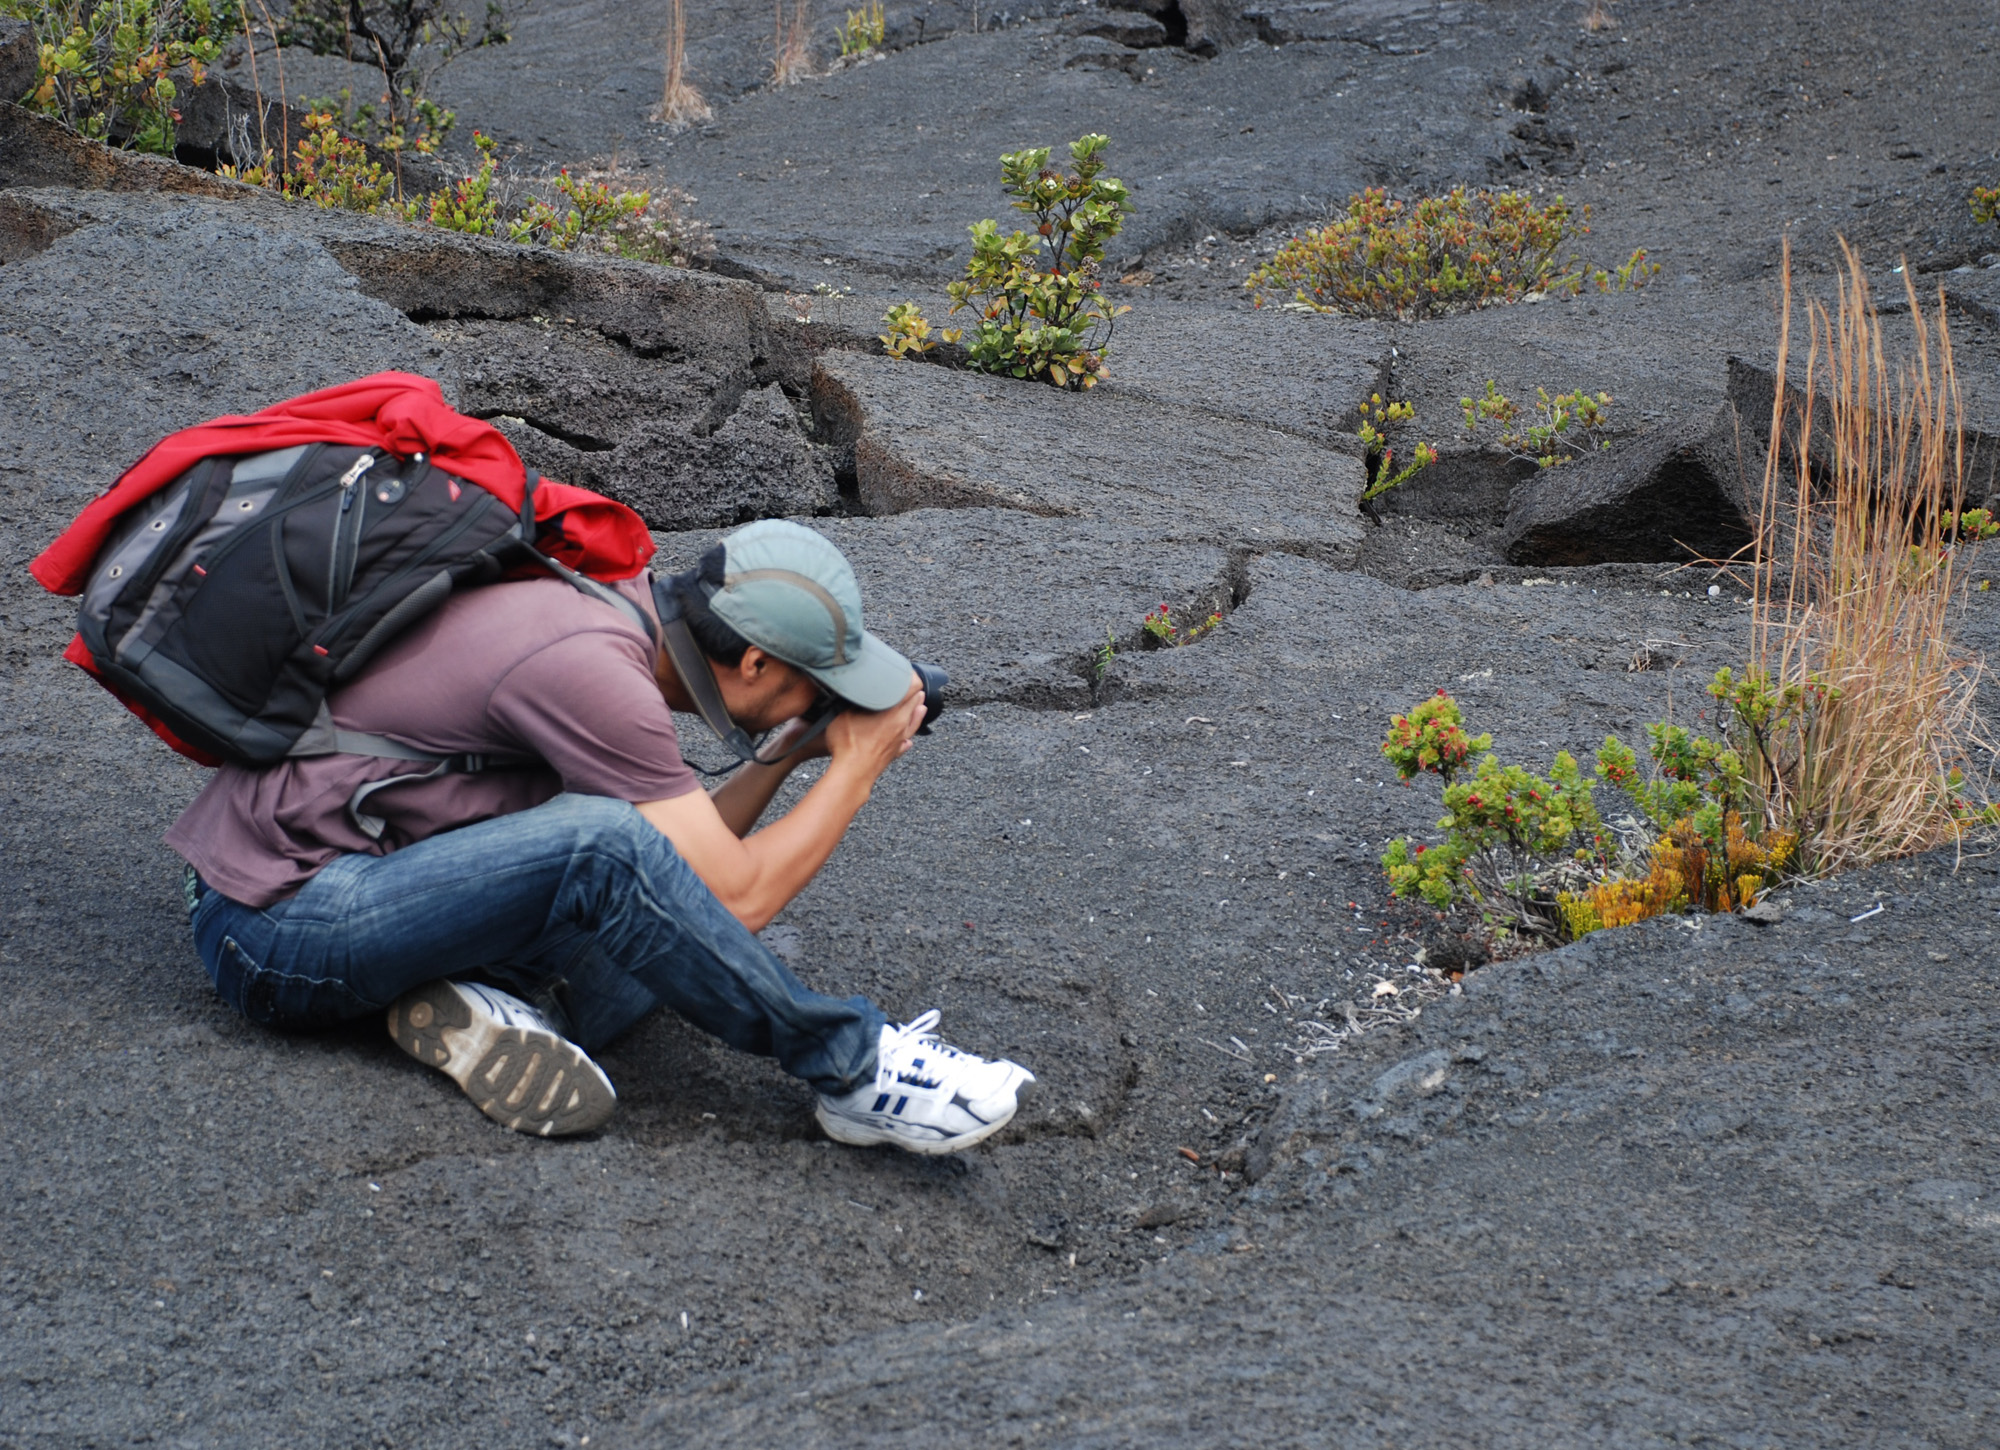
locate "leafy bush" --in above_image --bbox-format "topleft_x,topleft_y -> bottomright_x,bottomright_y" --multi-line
1355,394 -> 1439,499
1461,381 -> 1612,467
303,86 -> 456,160
1244,186 -> 1656,320
224,123 -> 710,264
1379,683 -> 1803,942
5,0 -> 234,154
838,0 -> 884,56
221,109 -> 395,211
403,136 -> 707,261
940,133 -> 1133,389
1973,185 -> 1998,226
1380,691 -> 1489,784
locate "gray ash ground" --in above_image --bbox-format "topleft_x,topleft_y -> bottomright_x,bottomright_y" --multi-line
4,1 -> 2000,1445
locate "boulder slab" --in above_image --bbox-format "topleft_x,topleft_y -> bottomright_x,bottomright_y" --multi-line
1501,406 -> 1756,567
812,351 -> 1368,556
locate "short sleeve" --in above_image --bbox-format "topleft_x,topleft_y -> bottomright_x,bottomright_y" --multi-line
485,627 -> 702,802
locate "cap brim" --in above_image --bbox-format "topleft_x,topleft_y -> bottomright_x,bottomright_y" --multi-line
802,629 -> 913,712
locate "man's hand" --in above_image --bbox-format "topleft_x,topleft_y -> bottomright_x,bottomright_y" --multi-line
824,674 -> 927,773
639,671 -> 928,932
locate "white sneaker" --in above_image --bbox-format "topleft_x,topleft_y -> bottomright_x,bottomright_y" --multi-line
386,980 -> 617,1137
814,1010 -> 1035,1155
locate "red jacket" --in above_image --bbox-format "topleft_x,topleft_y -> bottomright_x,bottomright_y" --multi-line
31,370 -> 654,594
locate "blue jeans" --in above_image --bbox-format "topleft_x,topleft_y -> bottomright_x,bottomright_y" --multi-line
187,793 -> 885,1095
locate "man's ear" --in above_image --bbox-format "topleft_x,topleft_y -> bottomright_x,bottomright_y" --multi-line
737,646 -> 771,683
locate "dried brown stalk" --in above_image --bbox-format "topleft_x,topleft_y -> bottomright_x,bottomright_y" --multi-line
650,0 -> 712,127
1749,238 -> 1989,874
771,0 -> 813,86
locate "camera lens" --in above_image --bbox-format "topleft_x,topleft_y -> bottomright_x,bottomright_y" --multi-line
912,662 -> 948,734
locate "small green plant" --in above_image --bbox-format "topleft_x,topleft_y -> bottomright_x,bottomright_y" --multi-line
304,86 -> 456,160
221,109 -> 395,212
1094,627 -> 1117,680
1245,186 -> 1656,320
880,301 -> 958,359
1461,381 -> 1613,467
1355,394 -> 1440,499
1141,603 -> 1221,646
1379,674 -> 1861,945
1972,185 -> 1999,227
393,137 -> 708,262
513,169 -> 649,250
943,133 -> 1133,389
6,0 -> 235,154
1381,738 -> 1611,942
838,0 -> 884,55
1381,690 -> 1491,785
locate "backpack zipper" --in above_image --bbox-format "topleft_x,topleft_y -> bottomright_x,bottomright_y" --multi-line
327,453 -> 375,613
314,486 -> 500,656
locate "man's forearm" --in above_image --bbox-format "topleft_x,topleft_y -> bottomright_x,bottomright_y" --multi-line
709,758 -> 798,837
728,759 -> 875,928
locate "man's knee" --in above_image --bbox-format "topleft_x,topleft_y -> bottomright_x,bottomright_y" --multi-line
538,793 -> 666,876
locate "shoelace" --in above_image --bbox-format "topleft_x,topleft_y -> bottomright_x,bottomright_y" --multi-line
885,1009 -> 963,1090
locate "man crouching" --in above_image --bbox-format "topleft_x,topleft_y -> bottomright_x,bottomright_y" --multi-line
170,520 -> 1033,1150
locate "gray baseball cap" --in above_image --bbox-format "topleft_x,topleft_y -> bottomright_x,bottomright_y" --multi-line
705,520 -> 913,711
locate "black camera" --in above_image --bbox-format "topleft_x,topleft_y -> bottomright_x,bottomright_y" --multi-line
913,661 -> 948,735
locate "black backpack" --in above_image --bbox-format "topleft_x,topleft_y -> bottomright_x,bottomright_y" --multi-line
76,441 -> 649,833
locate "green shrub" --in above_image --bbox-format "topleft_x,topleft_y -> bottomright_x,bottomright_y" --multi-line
941,133 -> 1133,389
837,0 -> 884,56
1378,676 -> 1843,943
4,0 -> 234,154
1244,186 -> 1656,320
221,109 -> 395,211
403,135 -> 706,262
1355,394 -> 1439,499
1461,381 -> 1612,467
1974,186 -> 1999,227
304,86 -> 456,160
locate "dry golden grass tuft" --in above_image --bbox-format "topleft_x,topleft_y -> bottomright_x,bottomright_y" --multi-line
650,0 -> 713,127
771,0 -> 814,86
1747,238 -> 1993,874
1581,1 -> 1617,32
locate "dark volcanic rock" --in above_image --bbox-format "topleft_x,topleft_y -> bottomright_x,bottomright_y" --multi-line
0,105 -> 244,198
1501,406 -> 1756,567
1060,9 -> 1172,47
1729,352 -> 2000,509
637,855 -> 2000,1448
0,21 -> 34,108
812,351 -> 1370,553
320,229 -> 786,381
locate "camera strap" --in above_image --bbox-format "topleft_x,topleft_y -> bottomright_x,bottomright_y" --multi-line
656,584 -> 839,773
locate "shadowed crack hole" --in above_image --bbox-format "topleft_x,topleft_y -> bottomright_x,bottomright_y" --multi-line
473,411 -> 618,452
1079,551 -> 1254,703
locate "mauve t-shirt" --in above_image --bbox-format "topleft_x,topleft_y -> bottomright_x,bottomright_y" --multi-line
167,574 -> 700,907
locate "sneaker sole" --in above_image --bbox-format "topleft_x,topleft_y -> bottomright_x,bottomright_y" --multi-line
387,982 -> 616,1138
814,1086 -> 1024,1156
